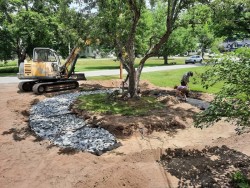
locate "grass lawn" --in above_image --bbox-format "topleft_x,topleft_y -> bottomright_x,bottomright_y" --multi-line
88,67 -> 223,94
0,60 -> 17,67
0,73 -> 17,76
77,93 -> 164,116
141,67 -> 222,94
0,60 -> 18,74
74,57 -> 186,72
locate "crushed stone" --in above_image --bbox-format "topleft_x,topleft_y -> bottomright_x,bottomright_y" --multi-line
186,98 -> 210,110
29,90 -> 118,155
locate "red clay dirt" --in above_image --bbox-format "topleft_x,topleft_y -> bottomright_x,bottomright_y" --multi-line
0,80 -> 250,188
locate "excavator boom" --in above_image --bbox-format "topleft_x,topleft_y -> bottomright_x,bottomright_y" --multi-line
60,47 -> 81,78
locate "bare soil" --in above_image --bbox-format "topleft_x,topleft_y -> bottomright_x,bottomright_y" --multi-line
0,80 -> 250,188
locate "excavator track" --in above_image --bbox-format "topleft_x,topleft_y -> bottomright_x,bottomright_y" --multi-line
32,80 -> 79,94
18,81 -> 37,92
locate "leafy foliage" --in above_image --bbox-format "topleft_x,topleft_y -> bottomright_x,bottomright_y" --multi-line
231,171 -> 250,188
153,2 -> 197,63
194,48 -> 250,130
209,0 -> 250,38
0,66 -> 18,73
0,0 -> 90,63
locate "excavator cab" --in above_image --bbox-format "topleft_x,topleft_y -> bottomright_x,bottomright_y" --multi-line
18,48 -> 61,80
33,48 -> 60,64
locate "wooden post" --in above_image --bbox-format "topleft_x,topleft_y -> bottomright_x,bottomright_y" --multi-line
120,62 -> 123,79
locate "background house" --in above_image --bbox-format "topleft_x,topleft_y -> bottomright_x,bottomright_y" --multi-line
220,38 -> 250,52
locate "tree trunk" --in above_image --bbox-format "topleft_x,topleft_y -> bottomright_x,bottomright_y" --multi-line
120,0 -> 177,98
124,56 -> 146,98
163,54 -> 168,64
17,50 -> 26,67
16,38 -> 26,67
127,64 -> 137,97
17,49 -> 22,67
201,47 -> 205,59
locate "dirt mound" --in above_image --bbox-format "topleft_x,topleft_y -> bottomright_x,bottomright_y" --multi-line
72,81 -> 207,138
159,145 -> 250,187
72,88 -> 197,138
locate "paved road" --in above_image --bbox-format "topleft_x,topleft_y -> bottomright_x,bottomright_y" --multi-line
0,64 -> 201,84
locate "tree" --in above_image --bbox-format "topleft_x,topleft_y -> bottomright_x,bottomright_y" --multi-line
0,0 -> 60,64
0,0 -> 90,64
0,26 -> 13,62
0,1 -> 14,62
94,0 -> 197,98
149,2 -> 197,64
159,27 -> 197,64
196,24 -> 214,58
185,3 -> 216,58
194,48 -> 250,132
208,0 -> 250,38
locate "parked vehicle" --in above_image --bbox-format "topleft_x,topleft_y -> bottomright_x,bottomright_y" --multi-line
185,55 -> 202,64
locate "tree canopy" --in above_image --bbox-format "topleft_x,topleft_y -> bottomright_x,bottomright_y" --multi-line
209,0 -> 250,39
92,0 -> 198,97
0,0 -> 89,63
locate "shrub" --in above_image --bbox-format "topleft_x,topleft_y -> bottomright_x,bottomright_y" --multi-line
194,48 -> 250,131
0,66 -> 19,73
230,171 -> 250,188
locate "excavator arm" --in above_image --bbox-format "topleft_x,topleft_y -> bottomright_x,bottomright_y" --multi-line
60,47 -> 81,78
18,46 -> 85,94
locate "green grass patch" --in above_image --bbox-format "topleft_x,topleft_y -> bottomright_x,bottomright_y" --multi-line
89,75 -> 122,80
0,60 -> 18,75
74,57 -> 186,72
141,67 -> 223,94
77,93 -> 164,116
0,60 -> 17,67
87,66 -> 223,94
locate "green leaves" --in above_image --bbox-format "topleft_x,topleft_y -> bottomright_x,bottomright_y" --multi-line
210,0 -> 250,38
195,48 -> 250,131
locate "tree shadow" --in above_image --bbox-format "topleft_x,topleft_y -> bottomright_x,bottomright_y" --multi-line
57,147 -> 80,155
159,145 -> 250,187
79,83 -> 112,91
2,127 -> 32,141
2,126 -> 44,142
46,144 -> 79,155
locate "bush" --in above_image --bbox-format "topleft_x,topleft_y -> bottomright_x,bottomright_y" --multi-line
0,66 -> 19,73
194,48 -> 250,131
230,171 -> 250,188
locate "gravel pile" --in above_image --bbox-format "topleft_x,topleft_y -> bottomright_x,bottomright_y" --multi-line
29,90 -> 118,155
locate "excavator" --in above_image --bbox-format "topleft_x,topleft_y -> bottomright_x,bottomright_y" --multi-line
17,47 -> 86,94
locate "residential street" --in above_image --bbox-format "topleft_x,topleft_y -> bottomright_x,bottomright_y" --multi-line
0,64 -> 201,84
